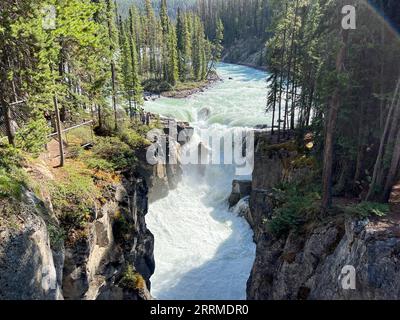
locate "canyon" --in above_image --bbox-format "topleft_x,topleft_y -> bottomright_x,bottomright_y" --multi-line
1,64 -> 399,300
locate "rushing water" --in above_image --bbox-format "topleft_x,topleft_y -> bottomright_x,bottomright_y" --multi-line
144,63 -> 270,300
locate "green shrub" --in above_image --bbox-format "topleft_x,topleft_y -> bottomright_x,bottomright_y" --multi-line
0,168 -> 24,198
85,157 -> 115,172
66,125 -> 93,146
119,265 -> 146,291
50,164 -> 99,234
113,210 -> 134,241
119,128 -> 149,150
0,145 -> 25,198
344,201 -> 389,218
143,79 -> 173,92
267,184 -> 321,237
15,118 -> 50,157
0,144 -> 24,170
67,145 -> 84,159
47,224 -> 66,249
91,136 -> 137,170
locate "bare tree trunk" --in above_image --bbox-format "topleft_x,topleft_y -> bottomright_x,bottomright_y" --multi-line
53,94 -> 64,168
111,61 -> 118,131
289,0 -> 299,131
321,29 -> 349,214
97,104 -> 103,130
277,2 -> 288,143
366,77 -> 400,200
128,96 -> 133,120
1,58 -> 16,146
271,79 -> 277,135
1,101 -> 15,146
383,127 -> 400,201
379,0 -> 385,130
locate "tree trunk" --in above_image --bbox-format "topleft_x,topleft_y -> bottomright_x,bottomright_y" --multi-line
277,2 -> 288,142
321,28 -> 349,214
383,127 -> 400,201
53,94 -> 64,168
128,96 -> 133,120
111,61 -> 118,131
1,101 -> 15,146
271,78 -> 277,135
366,77 -> 400,200
97,104 -> 103,129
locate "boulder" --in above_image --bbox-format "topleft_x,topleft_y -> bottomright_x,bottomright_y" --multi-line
228,180 -> 252,208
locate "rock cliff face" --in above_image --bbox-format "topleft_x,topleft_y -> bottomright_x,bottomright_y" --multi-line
0,172 -> 156,300
247,214 -> 400,300
137,118 -> 187,203
239,132 -> 400,300
222,38 -> 267,70
0,192 -> 62,300
61,174 -> 154,300
0,122 -> 184,300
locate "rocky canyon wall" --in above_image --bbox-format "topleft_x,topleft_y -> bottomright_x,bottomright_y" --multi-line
230,131 -> 400,300
0,121 -> 184,300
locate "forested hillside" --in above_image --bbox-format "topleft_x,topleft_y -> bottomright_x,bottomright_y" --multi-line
0,0 -> 222,259
0,0 -> 221,150
198,0 -> 400,68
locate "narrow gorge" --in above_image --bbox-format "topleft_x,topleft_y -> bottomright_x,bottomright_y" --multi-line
144,63 -> 267,300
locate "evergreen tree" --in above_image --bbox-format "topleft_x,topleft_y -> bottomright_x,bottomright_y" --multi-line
167,22 -> 179,86
176,8 -> 186,81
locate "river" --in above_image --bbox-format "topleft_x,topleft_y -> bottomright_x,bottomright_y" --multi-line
144,63 -> 270,300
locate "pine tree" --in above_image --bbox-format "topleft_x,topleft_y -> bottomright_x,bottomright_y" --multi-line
183,13 -> 193,79
128,8 -> 144,114
207,17 -> 224,76
167,22 -> 179,86
215,18 -> 224,62
105,0 -> 119,131
176,8 -> 186,81
160,0 -> 170,82
144,0 -> 157,77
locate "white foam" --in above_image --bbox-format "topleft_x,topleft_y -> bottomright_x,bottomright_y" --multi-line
145,63 -> 267,300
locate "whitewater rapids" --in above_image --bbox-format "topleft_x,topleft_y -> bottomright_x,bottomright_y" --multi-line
144,63 -> 270,300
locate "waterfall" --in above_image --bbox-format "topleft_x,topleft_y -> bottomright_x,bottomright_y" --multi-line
144,63 -> 269,300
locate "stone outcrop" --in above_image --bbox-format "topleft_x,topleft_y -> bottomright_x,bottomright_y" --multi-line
0,192 -> 62,300
0,175 -> 154,301
222,38 -> 267,71
389,181 -> 400,212
137,118 -> 188,203
228,180 -> 252,208
62,174 -> 155,300
247,214 -> 400,300
244,131 -> 400,300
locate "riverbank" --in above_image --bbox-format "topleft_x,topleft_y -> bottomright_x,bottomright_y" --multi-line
144,73 -> 222,101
